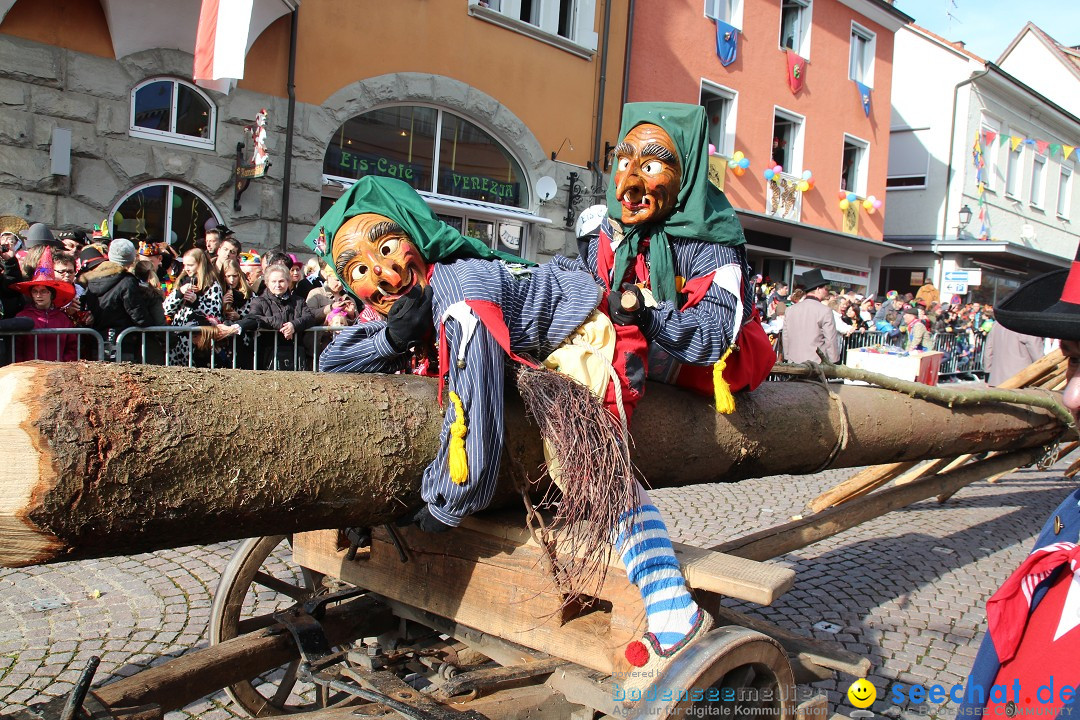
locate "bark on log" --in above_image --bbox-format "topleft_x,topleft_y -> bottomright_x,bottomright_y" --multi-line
0,361 -> 1067,568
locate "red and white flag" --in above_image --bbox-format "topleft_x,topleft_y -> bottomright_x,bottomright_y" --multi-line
193,0 -> 255,94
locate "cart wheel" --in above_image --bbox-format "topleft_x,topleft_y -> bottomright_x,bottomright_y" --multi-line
624,626 -> 796,720
210,535 -> 336,716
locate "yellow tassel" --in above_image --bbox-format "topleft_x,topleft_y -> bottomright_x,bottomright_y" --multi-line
447,391 -> 469,485
713,346 -> 736,415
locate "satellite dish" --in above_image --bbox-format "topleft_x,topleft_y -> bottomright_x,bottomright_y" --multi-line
535,176 -> 558,202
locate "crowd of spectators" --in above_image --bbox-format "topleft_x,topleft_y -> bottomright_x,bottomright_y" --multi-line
754,277 -> 1003,368
0,218 -> 355,369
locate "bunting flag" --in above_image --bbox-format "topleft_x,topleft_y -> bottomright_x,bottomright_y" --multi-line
1010,136 -> 1023,151
1035,140 -> 1050,155
972,131 -> 991,241
715,20 -> 739,67
855,81 -> 871,117
1051,144 -> 1062,157
1066,146 -> 1076,160
785,49 -> 807,94
982,129 -> 998,147
193,0 -> 255,94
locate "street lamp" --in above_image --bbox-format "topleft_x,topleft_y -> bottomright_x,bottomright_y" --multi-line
957,204 -> 973,238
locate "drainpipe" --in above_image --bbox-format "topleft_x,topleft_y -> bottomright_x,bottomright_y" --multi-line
278,7 -> 299,251
591,0 -> 614,193
620,0 -> 636,109
937,65 -> 991,283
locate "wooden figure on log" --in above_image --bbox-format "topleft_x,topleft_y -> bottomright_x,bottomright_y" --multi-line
302,102 -> 777,698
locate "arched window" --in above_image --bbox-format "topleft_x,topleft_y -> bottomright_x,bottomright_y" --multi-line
129,78 -> 216,149
323,106 -> 528,209
111,181 -> 219,253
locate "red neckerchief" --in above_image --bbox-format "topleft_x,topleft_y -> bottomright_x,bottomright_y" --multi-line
987,541 -> 1080,662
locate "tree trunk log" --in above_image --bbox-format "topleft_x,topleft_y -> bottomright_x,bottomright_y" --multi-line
0,361 -> 1067,568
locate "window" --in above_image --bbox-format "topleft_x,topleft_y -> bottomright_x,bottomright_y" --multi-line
886,128 -> 928,189
1030,153 -> 1046,208
779,0 -> 812,58
323,106 -> 527,208
849,23 -> 875,86
322,106 -> 532,258
700,82 -> 737,158
979,115 -> 1000,193
841,134 -> 869,196
469,0 -> 598,56
129,78 -> 215,149
705,0 -> 744,27
111,182 -> 219,253
771,109 -> 803,173
1005,136 -> 1023,198
1058,165 -> 1072,218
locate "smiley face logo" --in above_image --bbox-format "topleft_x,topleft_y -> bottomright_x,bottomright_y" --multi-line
847,678 -> 876,709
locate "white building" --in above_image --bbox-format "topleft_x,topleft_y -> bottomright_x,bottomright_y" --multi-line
883,23 -> 1080,306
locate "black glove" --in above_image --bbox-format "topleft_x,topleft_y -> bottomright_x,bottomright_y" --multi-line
608,283 -> 645,326
386,285 -> 433,352
395,505 -> 453,533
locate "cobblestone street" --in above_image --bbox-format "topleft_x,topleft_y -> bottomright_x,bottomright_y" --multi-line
1,458 -> 1076,719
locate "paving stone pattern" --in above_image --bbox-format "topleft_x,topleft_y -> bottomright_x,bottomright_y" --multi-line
1,460 -> 1076,719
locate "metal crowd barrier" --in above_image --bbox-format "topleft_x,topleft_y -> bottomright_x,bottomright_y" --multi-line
0,328 -> 105,364
1,324 -> 991,383
114,325 -> 339,371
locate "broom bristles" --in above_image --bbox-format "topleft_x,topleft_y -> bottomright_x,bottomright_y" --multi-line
515,365 -> 640,602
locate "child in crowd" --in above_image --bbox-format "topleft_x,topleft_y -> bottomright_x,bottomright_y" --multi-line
12,248 -> 78,362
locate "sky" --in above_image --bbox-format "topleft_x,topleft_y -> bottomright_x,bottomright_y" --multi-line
892,0 -> 1080,62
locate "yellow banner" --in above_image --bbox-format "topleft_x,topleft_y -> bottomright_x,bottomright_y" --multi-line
842,203 -> 859,235
1009,136 -> 1023,152
708,156 -> 726,192
1065,145 -> 1076,160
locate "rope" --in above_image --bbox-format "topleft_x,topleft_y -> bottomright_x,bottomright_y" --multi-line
805,361 -> 850,474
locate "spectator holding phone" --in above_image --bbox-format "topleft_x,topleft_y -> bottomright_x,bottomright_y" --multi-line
162,248 -> 223,366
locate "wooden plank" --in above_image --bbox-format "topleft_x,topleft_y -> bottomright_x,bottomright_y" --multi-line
710,447 -> 1045,561
808,462 -> 917,512
464,513 -> 796,605
294,527 -> 644,676
673,544 -> 794,605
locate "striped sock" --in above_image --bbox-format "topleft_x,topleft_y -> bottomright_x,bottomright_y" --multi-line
615,504 -> 699,652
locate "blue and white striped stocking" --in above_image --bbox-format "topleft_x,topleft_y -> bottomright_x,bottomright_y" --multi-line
615,503 -> 699,652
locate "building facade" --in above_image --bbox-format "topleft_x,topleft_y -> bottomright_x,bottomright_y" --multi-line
0,0 -> 631,261
884,23 -> 1080,305
623,0 -> 911,295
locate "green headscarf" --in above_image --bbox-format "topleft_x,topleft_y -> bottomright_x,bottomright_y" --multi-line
303,176 -> 528,299
605,102 -> 745,303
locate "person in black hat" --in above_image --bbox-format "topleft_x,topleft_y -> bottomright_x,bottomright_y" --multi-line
994,263 -> 1080,422
957,257 -> 1080,720
781,268 -> 839,364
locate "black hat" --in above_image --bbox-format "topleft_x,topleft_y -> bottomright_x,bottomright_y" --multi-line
210,224 -> 235,237
796,268 -> 829,292
995,267 -> 1079,340
78,245 -> 106,272
23,223 -> 63,249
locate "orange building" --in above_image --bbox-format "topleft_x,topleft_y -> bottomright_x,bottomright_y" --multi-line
0,0 -> 631,261
625,0 -> 911,294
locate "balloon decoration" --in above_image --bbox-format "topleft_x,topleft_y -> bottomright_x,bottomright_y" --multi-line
795,169 -> 814,193
836,191 -> 884,214
727,150 -> 750,177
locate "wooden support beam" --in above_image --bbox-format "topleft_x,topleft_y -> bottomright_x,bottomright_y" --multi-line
91,596 -> 394,713
710,447 -> 1046,562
